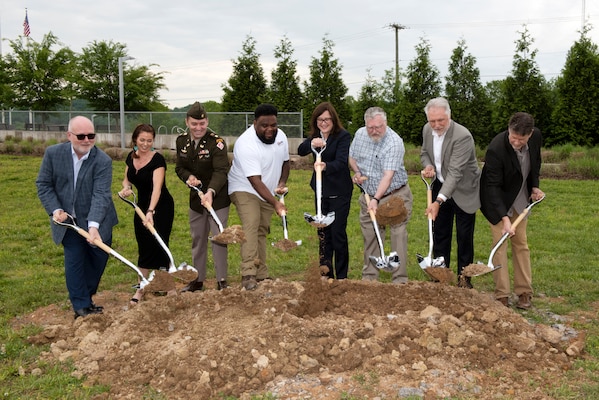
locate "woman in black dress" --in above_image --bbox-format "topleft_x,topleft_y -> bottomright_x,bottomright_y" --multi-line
119,124 -> 175,305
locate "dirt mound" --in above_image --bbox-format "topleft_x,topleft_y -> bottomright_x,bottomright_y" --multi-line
14,266 -> 583,399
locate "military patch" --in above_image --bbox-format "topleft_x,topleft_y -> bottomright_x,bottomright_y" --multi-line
216,141 -> 224,150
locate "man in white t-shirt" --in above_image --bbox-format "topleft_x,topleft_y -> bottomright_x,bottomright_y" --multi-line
228,104 -> 290,290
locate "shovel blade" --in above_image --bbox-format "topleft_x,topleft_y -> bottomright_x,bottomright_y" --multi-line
304,211 -> 335,228
368,253 -> 400,273
417,253 -> 432,269
469,262 -> 502,277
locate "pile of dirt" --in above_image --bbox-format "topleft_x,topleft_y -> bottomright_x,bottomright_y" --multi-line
13,266 -> 584,399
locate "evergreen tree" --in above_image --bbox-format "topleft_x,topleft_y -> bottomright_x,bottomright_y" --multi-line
392,37 -> 442,145
352,69 -> 384,130
550,26 -> 599,146
445,39 -> 493,146
303,35 -> 350,131
268,35 -> 303,112
493,26 -> 553,135
221,35 -> 267,113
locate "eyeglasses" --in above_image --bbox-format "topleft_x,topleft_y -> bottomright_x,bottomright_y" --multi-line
72,133 -> 96,140
317,117 -> 332,123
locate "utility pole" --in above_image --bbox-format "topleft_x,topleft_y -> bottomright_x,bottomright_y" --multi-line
582,0 -> 586,30
389,23 -> 407,95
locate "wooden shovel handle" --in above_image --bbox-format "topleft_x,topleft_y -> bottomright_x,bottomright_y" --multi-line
363,192 -> 378,223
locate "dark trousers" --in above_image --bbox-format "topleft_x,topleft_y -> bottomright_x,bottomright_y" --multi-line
318,195 -> 351,279
432,180 -> 475,276
62,228 -> 109,310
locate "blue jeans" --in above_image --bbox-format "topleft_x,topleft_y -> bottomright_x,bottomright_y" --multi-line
62,228 -> 110,310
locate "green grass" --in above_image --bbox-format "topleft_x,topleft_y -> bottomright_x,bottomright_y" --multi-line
1,153 -> 599,398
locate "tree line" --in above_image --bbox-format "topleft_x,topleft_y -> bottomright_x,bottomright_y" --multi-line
1,26 -> 598,147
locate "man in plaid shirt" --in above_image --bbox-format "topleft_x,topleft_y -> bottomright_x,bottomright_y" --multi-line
349,107 -> 413,283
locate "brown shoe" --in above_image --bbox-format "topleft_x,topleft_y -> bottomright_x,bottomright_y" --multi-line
516,293 -> 532,309
242,275 -> 257,290
181,280 -> 204,293
497,297 -> 509,307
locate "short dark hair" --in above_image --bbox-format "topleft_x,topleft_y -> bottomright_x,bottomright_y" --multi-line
254,104 -> 278,120
508,112 -> 535,136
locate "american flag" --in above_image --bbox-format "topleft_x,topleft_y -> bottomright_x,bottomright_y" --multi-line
23,10 -> 30,37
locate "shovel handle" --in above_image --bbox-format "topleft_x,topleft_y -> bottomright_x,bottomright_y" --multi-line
487,195 -> 545,266
54,217 -> 150,287
362,192 -> 378,223
189,184 -> 225,232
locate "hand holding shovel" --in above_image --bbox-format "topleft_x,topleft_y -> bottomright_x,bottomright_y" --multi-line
355,180 -> 400,272
272,188 -> 302,251
118,192 -> 198,282
463,194 -> 546,277
53,213 -> 152,289
416,172 -> 447,271
304,140 -> 335,228
187,183 -> 246,244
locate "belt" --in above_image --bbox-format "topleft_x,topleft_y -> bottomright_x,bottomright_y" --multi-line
381,186 -> 404,199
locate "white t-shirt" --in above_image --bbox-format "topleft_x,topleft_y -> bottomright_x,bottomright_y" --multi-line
228,124 -> 289,201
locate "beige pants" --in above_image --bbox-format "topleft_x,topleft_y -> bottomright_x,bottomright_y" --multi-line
230,191 -> 274,279
490,211 -> 532,299
189,206 -> 229,282
359,184 -> 413,283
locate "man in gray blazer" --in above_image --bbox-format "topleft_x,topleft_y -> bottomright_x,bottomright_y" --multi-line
420,98 -> 481,287
37,116 -> 118,319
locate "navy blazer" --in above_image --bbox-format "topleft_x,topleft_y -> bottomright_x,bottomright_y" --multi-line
480,128 -> 542,225
297,129 -> 353,198
37,142 -> 118,244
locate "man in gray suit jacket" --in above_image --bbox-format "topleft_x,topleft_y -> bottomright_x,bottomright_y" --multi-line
420,98 -> 481,287
37,116 -> 118,319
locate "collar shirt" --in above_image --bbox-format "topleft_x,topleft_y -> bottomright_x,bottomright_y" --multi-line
510,143 -> 531,216
70,144 -> 91,221
432,130 -> 446,183
349,126 -> 408,196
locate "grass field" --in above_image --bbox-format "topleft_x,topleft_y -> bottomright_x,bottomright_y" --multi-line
1,153 -> 599,398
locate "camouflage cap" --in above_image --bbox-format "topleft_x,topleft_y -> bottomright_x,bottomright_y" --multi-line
187,102 -> 207,120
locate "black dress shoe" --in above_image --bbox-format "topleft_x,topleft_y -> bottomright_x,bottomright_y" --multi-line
217,280 -> 229,290
90,303 -> 104,311
181,280 -> 204,293
74,307 -> 103,319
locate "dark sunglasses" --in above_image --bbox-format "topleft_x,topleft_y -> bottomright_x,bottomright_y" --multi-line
73,133 -> 96,140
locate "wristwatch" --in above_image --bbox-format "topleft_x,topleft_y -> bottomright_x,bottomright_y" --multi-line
435,199 -> 443,206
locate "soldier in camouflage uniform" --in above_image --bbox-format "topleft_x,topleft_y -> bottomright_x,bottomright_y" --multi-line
175,102 -> 231,291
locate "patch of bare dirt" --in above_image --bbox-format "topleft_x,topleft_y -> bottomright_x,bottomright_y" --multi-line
12,266 -> 584,399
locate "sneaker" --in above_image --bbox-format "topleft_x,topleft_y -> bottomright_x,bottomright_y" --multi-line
516,293 -> 532,309
242,275 -> 257,290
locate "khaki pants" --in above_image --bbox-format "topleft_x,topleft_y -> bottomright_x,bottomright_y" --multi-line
490,211 -> 532,299
230,191 -> 274,279
189,206 -> 229,282
360,184 -> 413,283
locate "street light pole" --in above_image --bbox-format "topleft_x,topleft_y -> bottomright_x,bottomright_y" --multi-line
118,56 -> 134,148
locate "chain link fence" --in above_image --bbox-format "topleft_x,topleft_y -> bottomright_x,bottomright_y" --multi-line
0,110 -> 304,138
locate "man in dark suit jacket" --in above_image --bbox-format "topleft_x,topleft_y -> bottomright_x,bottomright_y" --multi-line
480,112 -> 544,309
37,116 -> 118,319
421,97 -> 481,287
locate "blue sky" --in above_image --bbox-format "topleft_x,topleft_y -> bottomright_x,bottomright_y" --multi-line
1,0 -> 597,108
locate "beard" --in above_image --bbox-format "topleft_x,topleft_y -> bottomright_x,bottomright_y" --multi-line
257,132 -> 276,145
